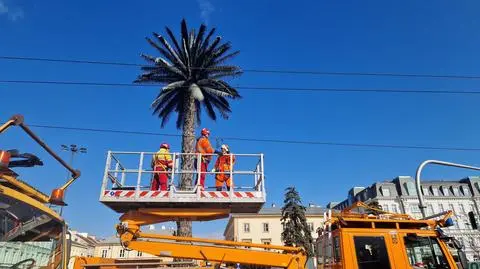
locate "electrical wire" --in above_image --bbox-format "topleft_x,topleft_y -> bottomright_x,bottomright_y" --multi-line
28,124 -> 480,152
1,56 -> 480,80
1,80 -> 480,95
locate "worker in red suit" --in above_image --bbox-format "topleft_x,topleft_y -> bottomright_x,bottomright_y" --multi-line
195,128 -> 219,190
213,144 -> 235,191
151,143 -> 173,191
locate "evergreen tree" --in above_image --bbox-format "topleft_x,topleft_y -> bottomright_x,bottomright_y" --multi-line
280,187 -> 314,257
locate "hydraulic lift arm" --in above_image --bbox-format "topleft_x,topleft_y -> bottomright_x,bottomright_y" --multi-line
75,208 -> 308,269
0,114 -> 81,205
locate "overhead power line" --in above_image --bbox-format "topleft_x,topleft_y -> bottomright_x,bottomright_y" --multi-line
2,55 -> 480,80
1,79 -> 480,95
29,124 -> 480,152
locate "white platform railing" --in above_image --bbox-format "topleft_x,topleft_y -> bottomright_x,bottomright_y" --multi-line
100,151 -> 265,198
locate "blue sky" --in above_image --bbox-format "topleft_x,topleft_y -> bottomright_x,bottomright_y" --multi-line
1,0 -> 480,238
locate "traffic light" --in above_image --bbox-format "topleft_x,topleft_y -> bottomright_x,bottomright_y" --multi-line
468,211 -> 478,230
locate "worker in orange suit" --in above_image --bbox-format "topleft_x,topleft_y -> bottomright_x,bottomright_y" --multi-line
213,144 -> 235,191
151,143 -> 173,191
195,128 -> 218,190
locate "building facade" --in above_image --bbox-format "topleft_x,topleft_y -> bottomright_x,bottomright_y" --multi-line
94,225 -> 175,262
67,230 -> 99,269
328,176 -> 480,261
224,206 -> 324,246
0,242 -> 52,267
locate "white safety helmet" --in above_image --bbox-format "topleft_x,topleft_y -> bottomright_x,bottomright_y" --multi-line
221,144 -> 229,152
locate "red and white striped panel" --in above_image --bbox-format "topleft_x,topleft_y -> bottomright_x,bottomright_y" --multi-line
103,190 -> 169,198
138,191 -> 169,198
200,191 -> 256,199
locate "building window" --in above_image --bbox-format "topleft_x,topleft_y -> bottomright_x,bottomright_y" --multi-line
101,249 -> 108,258
119,249 -> 125,258
452,187 -> 459,196
448,204 -> 455,212
428,204 -> 434,215
380,187 -> 390,197
261,239 -> 271,245
410,205 -> 420,214
263,223 -> 269,233
308,222 -> 314,232
137,251 -> 142,257
422,187 -> 429,196
462,186 -> 470,196
460,204 -> 466,214
243,223 -> 250,233
241,239 -> 252,248
470,204 -> 476,214
383,205 -> 389,212
391,204 -> 398,213
439,204 -> 445,212
405,182 -> 417,196
441,186 -> 449,196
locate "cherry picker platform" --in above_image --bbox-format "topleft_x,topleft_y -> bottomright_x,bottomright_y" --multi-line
100,151 -> 266,214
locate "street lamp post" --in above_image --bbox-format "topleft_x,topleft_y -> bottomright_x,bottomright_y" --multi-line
415,160 -> 480,219
61,144 -> 87,179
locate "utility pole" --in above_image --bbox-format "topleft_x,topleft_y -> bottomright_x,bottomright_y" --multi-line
415,160 -> 480,219
61,144 -> 87,179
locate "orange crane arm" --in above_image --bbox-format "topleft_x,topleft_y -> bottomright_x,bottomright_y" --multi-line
74,208 -> 308,269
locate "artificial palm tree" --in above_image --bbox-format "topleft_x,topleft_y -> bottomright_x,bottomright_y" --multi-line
135,19 -> 242,236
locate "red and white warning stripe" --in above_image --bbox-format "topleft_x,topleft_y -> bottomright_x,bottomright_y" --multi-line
200,191 -> 256,198
139,191 -> 169,198
104,190 -> 136,197
103,190 -> 169,198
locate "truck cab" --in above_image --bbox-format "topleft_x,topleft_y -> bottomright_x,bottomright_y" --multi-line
316,202 -> 465,269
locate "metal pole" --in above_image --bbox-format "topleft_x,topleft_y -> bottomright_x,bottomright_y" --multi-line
415,160 -> 480,218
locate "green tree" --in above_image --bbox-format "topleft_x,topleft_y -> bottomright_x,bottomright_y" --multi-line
281,187 -> 314,257
135,19 -> 242,236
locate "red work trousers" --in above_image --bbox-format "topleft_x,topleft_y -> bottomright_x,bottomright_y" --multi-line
151,166 -> 168,191
196,161 -> 209,189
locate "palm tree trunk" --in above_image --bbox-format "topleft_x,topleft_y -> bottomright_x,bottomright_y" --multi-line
176,93 -> 196,238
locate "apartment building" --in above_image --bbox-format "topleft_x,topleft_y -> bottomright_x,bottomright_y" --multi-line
224,205 -> 325,246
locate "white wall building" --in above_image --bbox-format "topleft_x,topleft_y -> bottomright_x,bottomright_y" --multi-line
328,176 -> 480,261
224,206 -> 324,246
94,225 -> 175,262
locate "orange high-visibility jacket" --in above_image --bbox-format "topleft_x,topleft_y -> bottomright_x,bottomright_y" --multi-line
196,136 -> 214,162
214,154 -> 235,174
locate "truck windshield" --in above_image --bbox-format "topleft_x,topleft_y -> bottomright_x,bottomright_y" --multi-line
404,236 -> 450,269
0,194 -> 65,269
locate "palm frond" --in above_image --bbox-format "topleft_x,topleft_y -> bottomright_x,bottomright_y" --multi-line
213,51 -> 240,66
202,96 -> 217,120
201,86 -> 234,98
154,33 -> 187,72
152,88 -> 179,115
195,100 -> 201,124
145,37 -> 177,65
165,26 -> 186,63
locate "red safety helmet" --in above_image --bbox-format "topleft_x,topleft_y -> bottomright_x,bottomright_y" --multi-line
160,143 -> 170,149
201,128 -> 210,136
